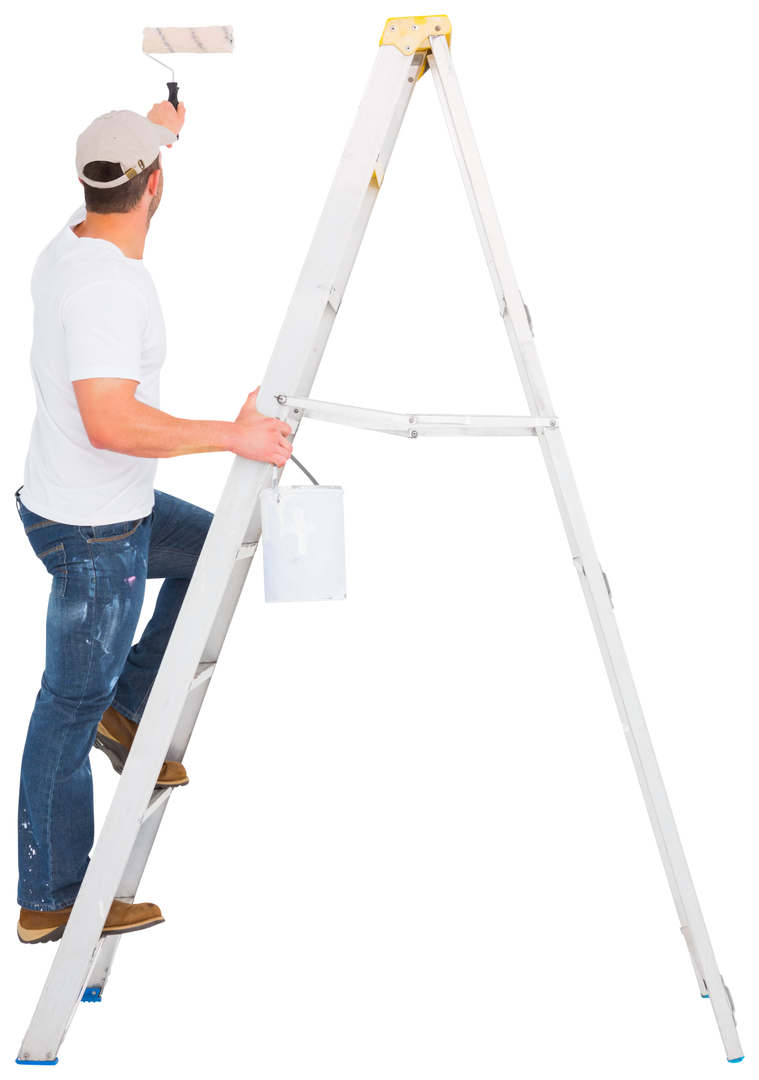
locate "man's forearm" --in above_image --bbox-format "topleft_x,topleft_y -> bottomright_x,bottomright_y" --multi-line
87,397 -> 236,457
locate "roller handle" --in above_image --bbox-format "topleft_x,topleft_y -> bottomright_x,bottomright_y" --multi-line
163,77 -> 181,111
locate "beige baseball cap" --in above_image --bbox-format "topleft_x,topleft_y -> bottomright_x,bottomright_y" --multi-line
76,110 -> 178,188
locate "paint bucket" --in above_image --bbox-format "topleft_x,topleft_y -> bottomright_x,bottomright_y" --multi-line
260,484 -> 346,602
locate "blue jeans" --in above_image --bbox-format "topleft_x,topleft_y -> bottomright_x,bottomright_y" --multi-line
16,490 -> 212,911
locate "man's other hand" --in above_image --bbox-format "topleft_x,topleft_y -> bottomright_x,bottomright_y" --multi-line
230,388 -> 293,467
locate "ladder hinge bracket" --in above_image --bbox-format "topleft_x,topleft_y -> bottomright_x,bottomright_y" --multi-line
327,285 -> 342,312
379,16 -> 452,60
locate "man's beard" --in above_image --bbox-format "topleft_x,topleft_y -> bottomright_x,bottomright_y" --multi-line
147,177 -> 165,227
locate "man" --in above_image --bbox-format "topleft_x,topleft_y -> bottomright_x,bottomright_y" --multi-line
16,102 -> 292,944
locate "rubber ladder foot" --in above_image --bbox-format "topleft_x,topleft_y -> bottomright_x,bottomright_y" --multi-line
11,1058 -> 61,1067
81,988 -> 103,1003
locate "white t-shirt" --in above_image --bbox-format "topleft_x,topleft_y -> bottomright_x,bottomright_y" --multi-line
21,205 -> 165,525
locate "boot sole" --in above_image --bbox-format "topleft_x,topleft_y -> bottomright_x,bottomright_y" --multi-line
94,730 -> 189,788
18,915 -> 165,944
93,729 -> 128,773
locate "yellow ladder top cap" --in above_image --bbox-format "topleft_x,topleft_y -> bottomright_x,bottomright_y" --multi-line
375,12 -> 453,55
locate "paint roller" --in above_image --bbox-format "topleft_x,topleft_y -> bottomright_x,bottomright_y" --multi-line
142,26 -> 235,115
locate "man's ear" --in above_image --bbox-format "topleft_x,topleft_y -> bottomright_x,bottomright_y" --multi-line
147,169 -> 161,196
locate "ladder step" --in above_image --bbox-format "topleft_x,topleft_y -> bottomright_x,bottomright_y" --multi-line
234,544 -> 261,561
141,786 -> 173,823
191,656 -> 218,691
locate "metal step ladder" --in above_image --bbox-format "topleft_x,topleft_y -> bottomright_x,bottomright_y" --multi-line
16,15 -> 743,1066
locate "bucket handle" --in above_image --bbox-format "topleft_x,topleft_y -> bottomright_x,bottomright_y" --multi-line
272,454 -> 320,503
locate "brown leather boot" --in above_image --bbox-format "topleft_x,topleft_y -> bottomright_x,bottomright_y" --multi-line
18,898 -> 165,944
94,706 -> 189,787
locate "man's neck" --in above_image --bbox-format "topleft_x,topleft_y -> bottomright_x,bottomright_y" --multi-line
75,211 -> 148,260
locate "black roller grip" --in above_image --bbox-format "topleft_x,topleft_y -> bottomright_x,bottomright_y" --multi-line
164,76 -> 183,110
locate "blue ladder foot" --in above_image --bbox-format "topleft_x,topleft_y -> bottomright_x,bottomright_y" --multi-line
11,1058 -> 61,1067
728,1057 -> 745,1064
81,987 -> 102,1003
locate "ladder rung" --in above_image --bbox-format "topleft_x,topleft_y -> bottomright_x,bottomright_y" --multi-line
236,544 -> 260,561
191,656 -> 218,691
141,786 -> 172,816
